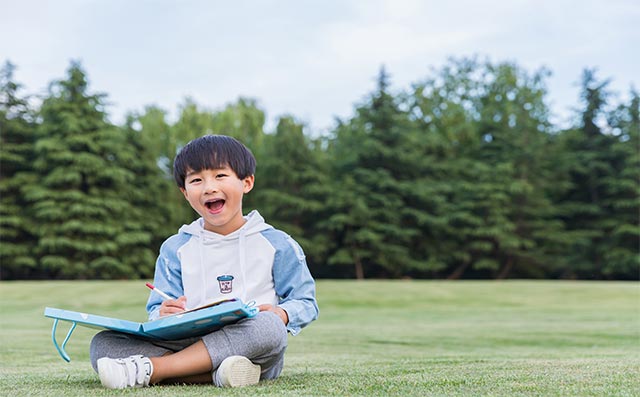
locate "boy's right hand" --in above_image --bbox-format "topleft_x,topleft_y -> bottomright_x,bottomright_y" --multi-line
159,296 -> 187,317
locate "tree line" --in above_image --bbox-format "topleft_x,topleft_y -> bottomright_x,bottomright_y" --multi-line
1,58 -> 638,280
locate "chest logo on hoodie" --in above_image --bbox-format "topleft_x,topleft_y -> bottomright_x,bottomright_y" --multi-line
216,275 -> 234,294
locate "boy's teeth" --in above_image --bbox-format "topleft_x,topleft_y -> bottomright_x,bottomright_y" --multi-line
207,200 -> 224,210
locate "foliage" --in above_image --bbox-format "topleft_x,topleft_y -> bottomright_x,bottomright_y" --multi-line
553,71 -> 640,279
325,67 -> 425,278
0,61 -> 38,278
250,116 -> 331,272
22,63 -> 158,278
0,58 -> 637,280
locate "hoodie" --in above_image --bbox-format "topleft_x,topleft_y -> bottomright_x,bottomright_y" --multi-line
146,210 -> 318,335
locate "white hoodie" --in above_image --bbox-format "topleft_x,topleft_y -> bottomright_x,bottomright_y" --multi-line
146,210 -> 319,335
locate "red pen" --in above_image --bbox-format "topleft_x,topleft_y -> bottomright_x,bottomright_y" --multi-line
145,283 -> 173,300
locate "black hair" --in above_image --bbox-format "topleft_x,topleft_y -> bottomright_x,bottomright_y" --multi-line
173,134 -> 256,188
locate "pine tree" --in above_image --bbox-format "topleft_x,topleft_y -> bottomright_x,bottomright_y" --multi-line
407,58 -> 515,279
603,89 -> 640,278
210,97 -> 266,149
172,98 -> 216,148
474,61 -> 565,278
134,105 -> 175,174
129,106 -> 194,230
325,67 -> 423,278
27,62 -> 145,278
0,61 -> 38,278
252,115 -> 331,273
407,58 -> 564,279
118,116 -> 177,277
555,69 -> 639,279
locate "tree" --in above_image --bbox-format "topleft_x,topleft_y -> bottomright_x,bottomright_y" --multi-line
26,62 -> 152,278
172,97 -> 216,149
603,88 -> 640,278
0,61 -> 38,278
407,58 -> 508,279
119,115 -> 178,277
210,97 -> 266,149
325,67 -> 423,278
555,70 -> 639,279
132,105 -> 194,228
473,61 -> 565,278
252,115 -> 331,273
133,105 -> 175,174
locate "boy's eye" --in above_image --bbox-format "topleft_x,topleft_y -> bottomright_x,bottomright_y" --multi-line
216,174 -> 228,178
189,178 -> 202,183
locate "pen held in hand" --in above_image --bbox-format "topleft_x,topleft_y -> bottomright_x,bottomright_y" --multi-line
145,283 -> 174,301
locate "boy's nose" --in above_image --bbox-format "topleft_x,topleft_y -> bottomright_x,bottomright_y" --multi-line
203,180 -> 219,194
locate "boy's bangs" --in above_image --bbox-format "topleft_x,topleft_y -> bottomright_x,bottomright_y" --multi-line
186,151 -> 229,175
173,134 -> 256,188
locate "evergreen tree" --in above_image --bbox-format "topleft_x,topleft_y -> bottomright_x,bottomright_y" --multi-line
130,106 -> 193,229
134,105 -> 175,174
252,116 -> 331,273
210,97 -> 266,149
172,98 -> 216,148
118,116 -> 178,277
406,58 -> 565,279
407,58 -> 514,279
26,62 -> 149,278
603,89 -> 640,278
474,61 -> 565,278
325,67 -> 423,278
555,69 -> 639,279
0,61 -> 38,278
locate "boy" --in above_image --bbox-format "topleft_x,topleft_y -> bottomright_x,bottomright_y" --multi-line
90,134 -> 319,389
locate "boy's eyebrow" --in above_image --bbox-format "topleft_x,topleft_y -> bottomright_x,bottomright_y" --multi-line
185,167 -> 230,177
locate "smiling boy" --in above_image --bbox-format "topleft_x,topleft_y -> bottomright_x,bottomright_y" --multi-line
89,134 -> 319,389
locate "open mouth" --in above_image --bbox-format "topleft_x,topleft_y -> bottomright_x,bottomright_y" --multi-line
205,199 -> 225,212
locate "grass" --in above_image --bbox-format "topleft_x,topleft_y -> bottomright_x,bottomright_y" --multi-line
0,280 -> 638,396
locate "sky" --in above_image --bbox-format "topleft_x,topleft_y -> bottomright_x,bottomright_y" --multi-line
1,0 -> 638,134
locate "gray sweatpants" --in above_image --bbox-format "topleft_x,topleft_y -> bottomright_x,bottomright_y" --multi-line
89,311 -> 288,381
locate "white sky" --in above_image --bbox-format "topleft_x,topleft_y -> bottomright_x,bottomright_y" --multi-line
1,0 -> 638,134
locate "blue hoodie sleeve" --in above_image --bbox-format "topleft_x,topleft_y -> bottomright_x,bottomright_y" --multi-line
146,234 -> 188,320
265,230 -> 319,335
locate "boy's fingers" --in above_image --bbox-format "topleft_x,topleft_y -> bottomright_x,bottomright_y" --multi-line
159,296 -> 187,316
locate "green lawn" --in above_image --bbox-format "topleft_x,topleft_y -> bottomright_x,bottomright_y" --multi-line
0,280 -> 638,396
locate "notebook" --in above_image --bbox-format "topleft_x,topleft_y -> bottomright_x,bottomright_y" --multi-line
44,298 -> 259,362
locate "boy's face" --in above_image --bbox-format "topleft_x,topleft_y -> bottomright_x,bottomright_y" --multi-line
180,166 -> 254,235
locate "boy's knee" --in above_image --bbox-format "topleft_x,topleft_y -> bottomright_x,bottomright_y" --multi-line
255,311 -> 288,354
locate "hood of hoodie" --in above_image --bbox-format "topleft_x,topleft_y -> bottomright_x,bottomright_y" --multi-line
178,209 -> 272,242
176,210 -> 276,309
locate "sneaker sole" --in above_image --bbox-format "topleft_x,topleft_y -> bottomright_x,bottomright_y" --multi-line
226,357 -> 261,387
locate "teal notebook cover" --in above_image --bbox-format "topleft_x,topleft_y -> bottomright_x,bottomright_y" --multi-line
44,299 -> 258,362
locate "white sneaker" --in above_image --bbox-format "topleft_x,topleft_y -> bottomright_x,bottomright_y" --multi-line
214,356 -> 261,387
97,355 -> 153,389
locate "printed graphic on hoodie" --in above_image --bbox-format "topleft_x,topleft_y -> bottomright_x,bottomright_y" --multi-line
217,275 -> 234,294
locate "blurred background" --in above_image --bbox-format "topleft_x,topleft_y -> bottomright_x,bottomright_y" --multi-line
1,0 -> 638,280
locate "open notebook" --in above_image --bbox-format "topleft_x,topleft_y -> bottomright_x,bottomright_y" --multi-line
44,298 -> 258,362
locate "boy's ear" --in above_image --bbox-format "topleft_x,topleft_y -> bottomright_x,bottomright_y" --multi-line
243,175 -> 255,194
180,187 -> 188,200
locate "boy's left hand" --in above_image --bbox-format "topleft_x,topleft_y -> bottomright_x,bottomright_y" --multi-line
258,304 -> 289,325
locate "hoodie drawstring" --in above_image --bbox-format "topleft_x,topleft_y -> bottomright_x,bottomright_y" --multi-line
200,230 -> 207,302
238,227 -> 248,302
